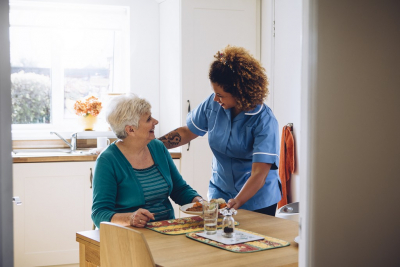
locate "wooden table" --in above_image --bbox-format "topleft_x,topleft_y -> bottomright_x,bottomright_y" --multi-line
76,210 -> 299,267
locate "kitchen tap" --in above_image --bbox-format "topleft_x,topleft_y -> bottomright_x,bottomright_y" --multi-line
50,132 -> 78,151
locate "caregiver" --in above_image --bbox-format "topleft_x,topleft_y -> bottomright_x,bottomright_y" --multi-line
159,45 -> 281,216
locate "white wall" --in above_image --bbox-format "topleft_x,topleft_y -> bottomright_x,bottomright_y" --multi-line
302,0 -> 400,266
159,0 -> 181,136
127,1 -> 160,137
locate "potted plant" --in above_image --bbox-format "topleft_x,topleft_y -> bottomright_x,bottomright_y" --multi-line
74,96 -> 102,131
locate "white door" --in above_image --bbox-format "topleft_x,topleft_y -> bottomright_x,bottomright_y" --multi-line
180,0 -> 259,200
262,0 -> 302,203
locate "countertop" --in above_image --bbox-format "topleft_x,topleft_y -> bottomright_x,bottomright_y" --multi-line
12,139 -> 182,163
12,151 -> 181,163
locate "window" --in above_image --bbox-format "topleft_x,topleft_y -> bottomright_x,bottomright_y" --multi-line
9,1 -> 129,133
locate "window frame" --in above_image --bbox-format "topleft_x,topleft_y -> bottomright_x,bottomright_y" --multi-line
10,0 -> 130,140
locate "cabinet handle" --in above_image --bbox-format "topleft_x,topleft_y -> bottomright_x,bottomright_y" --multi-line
13,196 -> 22,205
187,100 -> 191,151
90,168 -> 93,189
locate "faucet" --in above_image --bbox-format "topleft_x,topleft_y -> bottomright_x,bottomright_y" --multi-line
50,132 -> 78,151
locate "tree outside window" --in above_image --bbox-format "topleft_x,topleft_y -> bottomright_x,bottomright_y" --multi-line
9,2 -> 129,131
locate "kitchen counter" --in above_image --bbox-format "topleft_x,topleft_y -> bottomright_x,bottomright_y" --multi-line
12,138 -> 182,163
12,151 -> 181,163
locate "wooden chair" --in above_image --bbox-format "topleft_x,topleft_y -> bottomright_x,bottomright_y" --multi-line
100,222 -> 160,267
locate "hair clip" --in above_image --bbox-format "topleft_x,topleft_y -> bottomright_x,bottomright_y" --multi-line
214,51 -> 235,73
214,51 -> 227,65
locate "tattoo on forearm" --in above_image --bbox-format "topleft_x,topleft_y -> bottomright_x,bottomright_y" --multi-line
159,129 -> 182,148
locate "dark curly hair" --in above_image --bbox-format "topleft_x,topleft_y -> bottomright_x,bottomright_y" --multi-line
209,45 -> 269,111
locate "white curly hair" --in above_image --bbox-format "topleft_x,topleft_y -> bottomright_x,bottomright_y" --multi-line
105,94 -> 151,139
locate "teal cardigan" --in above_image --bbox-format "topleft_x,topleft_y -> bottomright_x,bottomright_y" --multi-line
91,139 -> 200,228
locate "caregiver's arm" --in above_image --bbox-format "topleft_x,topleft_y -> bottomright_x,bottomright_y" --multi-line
227,162 -> 272,209
158,126 -> 198,149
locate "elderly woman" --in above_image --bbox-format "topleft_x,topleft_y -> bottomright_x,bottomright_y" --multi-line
91,94 -> 202,228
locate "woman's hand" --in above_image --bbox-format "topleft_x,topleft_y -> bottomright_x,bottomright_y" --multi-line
191,196 -> 204,203
227,198 -> 243,210
129,208 -> 155,228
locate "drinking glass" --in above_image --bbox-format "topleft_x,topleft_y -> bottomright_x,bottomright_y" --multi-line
202,200 -> 218,235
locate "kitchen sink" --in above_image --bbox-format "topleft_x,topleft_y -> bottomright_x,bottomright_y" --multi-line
12,149 -> 94,157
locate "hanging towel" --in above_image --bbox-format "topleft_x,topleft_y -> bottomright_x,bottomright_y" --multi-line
278,125 -> 295,209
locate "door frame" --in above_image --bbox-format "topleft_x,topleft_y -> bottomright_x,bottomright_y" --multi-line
261,0 -> 313,266
0,0 -> 14,266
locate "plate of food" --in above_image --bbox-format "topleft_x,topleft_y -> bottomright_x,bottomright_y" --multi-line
180,198 -> 228,216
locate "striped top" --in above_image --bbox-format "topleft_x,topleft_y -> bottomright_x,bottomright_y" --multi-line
133,164 -> 170,221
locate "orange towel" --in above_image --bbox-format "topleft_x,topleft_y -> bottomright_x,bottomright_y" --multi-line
278,125 -> 295,209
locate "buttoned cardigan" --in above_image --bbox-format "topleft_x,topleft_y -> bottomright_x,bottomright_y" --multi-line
91,139 -> 199,228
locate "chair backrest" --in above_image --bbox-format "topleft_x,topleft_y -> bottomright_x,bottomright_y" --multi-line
100,222 -> 156,267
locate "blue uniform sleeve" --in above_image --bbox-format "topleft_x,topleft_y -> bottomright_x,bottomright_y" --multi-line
186,94 -> 214,136
252,108 -> 280,170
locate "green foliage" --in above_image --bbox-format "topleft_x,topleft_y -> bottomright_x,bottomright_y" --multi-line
11,71 -> 51,124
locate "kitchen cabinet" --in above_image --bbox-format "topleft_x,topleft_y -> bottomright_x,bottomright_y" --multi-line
13,162 -> 95,267
159,0 -> 259,200
13,159 -> 182,267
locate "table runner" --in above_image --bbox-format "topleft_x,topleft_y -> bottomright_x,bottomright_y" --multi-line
186,228 -> 290,253
145,216 -> 239,235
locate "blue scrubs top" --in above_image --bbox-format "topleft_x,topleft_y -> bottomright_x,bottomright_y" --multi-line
187,94 -> 281,210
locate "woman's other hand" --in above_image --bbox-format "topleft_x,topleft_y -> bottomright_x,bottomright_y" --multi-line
129,208 -> 155,228
227,198 -> 242,210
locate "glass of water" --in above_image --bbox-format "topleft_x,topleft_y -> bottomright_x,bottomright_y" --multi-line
202,200 -> 218,235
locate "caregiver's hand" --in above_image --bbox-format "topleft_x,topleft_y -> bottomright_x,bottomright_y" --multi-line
227,198 -> 243,210
129,208 -> 155,228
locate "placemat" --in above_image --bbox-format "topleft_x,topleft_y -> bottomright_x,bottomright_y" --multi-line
186,228 -> 290,253
145,216 -> 239,235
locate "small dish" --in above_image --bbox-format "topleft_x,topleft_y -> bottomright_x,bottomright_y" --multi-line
180,203 -> 203,216
294,236 -> 300,244
180,203 -> 225,216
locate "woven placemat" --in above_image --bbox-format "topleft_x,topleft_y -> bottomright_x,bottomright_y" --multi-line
186,228 -> 290,253
145,216 -> 239,235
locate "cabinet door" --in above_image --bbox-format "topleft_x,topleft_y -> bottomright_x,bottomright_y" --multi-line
13,162 -> 95,267
180,0 -> 259,200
